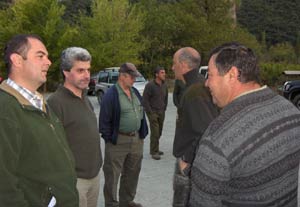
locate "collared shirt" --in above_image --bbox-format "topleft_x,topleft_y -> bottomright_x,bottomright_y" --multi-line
6,78 -> 44,111
235,85 -> 266,100
116,83 -> 143,132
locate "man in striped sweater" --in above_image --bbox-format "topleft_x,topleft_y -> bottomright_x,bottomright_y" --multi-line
189,42 -> 300,206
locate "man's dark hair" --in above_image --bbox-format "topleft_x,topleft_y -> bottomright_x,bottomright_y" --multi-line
4,34 -> 42,74
154,66 -> 164,76
209,42 -> 260,83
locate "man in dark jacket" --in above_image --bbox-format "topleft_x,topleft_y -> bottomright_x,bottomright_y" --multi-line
143,66 -> 168,160
48,47 -> 103,207
0,34 -> 78,207
173,79 -> 186,108
99,63 -> 148,207
172,47 -> 219,207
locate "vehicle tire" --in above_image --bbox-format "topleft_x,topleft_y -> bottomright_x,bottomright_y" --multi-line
97,91 -> 104,105
292,94 -> 300,110
87,90 -> 94,96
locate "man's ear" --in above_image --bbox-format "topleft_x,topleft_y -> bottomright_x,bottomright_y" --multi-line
62,70 -> 69,79
10,53 -> 23,67
180,61 -> 189,73
228,66 -> 239,80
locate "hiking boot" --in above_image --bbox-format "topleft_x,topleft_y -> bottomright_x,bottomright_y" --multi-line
128,201 -> 143,207
158,151 -> 164,155
151,154 -> 161,160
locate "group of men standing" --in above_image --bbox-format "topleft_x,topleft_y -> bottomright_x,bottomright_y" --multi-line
0,34 -> 147,207
1,33 -> 300,207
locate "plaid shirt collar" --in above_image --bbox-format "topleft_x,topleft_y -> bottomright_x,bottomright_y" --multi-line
6,78 -> 44,111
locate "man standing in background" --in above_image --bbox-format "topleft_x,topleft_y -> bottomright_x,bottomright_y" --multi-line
143,66 -> 168,160
0,34 -> 78,206
172,47 -> 219,207
48,47 -> 102,207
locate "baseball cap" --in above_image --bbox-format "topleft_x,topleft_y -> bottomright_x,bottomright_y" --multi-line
119,63 -> 139,77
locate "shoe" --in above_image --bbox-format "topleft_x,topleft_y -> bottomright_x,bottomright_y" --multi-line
158,151 -> 164,155
151,154 -> 161,160
128,201 -> 143,207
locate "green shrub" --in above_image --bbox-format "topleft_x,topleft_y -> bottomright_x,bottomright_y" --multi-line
260,63 -> 300,87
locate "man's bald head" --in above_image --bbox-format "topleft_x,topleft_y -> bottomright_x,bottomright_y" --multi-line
175,47 -> 201,70
172,47 -> 201,81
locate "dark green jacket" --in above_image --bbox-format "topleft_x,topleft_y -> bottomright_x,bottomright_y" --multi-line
0,82 -> 78,207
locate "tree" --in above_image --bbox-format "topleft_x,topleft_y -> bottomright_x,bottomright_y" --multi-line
296,31 -> 300,64
269,42 -> 297,64
59,0 -> 93,24
137,0 -> 261,75
77,0 -> 146,73
136,0 -> 182,77
0,0 -> 78,90
0,0 -> 12,9
237,0 -> 300,47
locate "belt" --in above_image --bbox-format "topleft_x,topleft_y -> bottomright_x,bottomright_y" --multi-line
118,131 -> 137,137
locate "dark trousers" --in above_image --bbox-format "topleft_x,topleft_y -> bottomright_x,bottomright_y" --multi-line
146,112 -> 165,155
103,134 -> 144,207
173,159 -> 191,207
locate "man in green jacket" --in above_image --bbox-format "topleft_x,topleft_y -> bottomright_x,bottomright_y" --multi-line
0,34 -> 79,207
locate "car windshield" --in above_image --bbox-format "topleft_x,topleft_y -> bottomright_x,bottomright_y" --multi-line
135,75 -> 146,82
110,72 -> 119,84
90,73 -> 98,80
111,71 -> 146,83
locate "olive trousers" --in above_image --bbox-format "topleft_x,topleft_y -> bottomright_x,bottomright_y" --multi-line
146,112 -> 165,155
103,134 -> 143,207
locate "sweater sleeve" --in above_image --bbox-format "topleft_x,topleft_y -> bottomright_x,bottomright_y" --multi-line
189,140 -> 230,207
0,117 -> 30,207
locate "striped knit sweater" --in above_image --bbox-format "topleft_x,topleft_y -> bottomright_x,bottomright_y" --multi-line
189,87 -> 300,207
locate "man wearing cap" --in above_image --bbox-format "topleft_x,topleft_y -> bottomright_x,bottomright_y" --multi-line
99,63 -> 148,207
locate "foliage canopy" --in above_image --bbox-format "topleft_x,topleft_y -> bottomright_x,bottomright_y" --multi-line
1,0 -> 296,89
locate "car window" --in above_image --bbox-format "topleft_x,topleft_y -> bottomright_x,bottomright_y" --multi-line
99,72 -> 108,83
109,72 -> 119,84
135,73 -> 146,82
199,66 -> 208,79
90,73 -> 98,80
98,69 -> 146,84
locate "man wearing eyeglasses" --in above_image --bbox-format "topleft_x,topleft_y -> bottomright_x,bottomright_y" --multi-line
99,63 -> 148,207
189,42 -> 300,206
